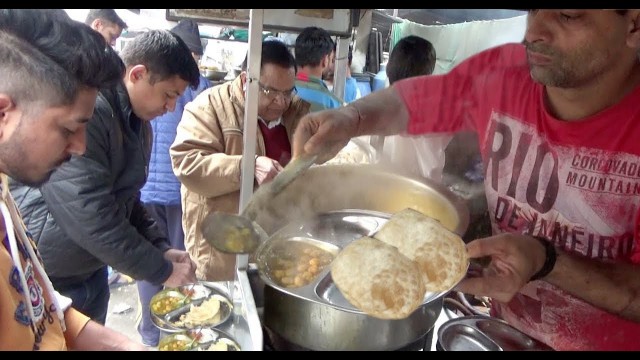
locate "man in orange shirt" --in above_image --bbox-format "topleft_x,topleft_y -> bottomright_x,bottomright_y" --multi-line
0,9 -> 146,350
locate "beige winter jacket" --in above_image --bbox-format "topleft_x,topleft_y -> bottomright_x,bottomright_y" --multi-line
170,76 -> 310,281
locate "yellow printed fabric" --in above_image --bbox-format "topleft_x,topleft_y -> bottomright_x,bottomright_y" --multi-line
0,186 -> 82,350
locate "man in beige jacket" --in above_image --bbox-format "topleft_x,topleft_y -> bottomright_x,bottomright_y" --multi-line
171,40 -> 310,281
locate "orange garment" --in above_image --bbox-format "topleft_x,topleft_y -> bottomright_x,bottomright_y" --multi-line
0,174 -> 89,350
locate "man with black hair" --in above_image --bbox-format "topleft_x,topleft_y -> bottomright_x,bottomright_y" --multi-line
294,26 -> 343,111
170,40 -> 310,281
11,30 -> 200,328
324,44 -> 361,103
379,35 -> 450,182
386,35 -> 437,85
85,9 -> 128,47
0,9 -> 146,350
137,19 -> 212,347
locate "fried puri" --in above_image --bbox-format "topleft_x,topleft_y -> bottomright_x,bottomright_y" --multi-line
331,236 -> 426,320
373,208 -> 468,292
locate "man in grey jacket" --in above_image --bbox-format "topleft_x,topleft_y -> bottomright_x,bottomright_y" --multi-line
10,30 -> 200,326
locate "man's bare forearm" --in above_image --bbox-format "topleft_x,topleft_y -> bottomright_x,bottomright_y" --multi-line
346,86 -> 410,137
72,320 -> 146,351
546,249 -> 640,322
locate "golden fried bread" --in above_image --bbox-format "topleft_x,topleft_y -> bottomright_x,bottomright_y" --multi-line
331,236 -> 426,320
373,208 -> 468,292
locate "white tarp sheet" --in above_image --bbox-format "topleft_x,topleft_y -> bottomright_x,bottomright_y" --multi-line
391,15 -> 527,75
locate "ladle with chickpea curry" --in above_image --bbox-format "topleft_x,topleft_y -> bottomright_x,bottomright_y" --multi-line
201,211 -> 267,254
201,154 -> 317,254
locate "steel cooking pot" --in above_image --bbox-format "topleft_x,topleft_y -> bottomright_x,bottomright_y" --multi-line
255,210 -> 458,351
248,164 -> 469,237
247,164 -> 469,350
246,164 -> 469,305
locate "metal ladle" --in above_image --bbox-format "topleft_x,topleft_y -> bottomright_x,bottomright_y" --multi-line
201,154 -> 318,254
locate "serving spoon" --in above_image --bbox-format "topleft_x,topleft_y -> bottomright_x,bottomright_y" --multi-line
201,154 -> 318,254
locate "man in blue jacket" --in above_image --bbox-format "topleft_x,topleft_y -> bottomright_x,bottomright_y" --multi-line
137,19 -> 212,347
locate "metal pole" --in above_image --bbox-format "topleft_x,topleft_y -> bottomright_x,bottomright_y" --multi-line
333,36 -> 349,103
233,10 -> 265,351
237,9 -> 264,272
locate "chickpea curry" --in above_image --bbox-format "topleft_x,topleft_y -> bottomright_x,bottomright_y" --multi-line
150,291 -> 187,315
267,240 -> 335,288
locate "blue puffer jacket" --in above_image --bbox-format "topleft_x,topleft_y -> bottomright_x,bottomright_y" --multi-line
141,75 -> 212,205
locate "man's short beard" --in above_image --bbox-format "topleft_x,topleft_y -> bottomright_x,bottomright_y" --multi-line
5,164 -> 53,188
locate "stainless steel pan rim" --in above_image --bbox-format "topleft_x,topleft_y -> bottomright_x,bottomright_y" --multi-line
250,164 -> 470,237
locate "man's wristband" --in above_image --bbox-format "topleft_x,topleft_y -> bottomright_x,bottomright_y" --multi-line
529,236 -> 556,282
347,103 -> 363,132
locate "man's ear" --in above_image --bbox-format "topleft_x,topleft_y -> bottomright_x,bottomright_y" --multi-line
91,18 -> 102,31
240,71 -> 248,90
320,54 -> 330,69
627,10 -> 640,49
0,94 -> 16,140
127,65 -> 147,84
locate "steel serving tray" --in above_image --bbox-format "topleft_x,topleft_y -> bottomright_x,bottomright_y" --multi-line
255,209 -> 464,314
437,315 -> 553,351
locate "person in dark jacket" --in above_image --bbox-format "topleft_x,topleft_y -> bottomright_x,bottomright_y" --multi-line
10,29 -> 200,326
85,9 -> 127,47
137,19 -> 212,347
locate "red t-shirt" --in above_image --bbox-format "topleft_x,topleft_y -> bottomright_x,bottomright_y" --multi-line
395,43 -> 640,351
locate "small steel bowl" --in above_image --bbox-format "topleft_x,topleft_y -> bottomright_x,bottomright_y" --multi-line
150,289 -> 189,317
200,69 -> 228,81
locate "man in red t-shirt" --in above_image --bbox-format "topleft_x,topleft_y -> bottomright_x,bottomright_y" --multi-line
291,10 -> 640,350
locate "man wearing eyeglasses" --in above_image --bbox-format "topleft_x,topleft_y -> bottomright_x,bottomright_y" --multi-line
170,40 -> 310,281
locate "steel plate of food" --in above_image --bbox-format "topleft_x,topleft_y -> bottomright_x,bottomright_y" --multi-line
158,327 -> 241,351
150,282 -> 233,332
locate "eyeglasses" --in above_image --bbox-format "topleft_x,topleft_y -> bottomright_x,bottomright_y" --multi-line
258,82 -> 297,101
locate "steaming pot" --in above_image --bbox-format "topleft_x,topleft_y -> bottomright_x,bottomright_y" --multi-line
250,165 -> 470,351
250,164 -> 469,236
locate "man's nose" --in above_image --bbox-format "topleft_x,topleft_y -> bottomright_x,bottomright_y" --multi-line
272,93 -> 288,105
166,98 -> 177,113
67,127 -> 86,156
524,10 -> 552,45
